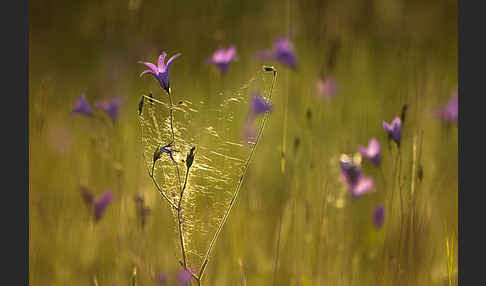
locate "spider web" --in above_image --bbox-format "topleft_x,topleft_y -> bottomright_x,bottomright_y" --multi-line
138,68 -> 275,272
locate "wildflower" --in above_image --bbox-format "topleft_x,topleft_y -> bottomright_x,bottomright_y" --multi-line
139,51 -> 181,94
372,205 -> 385,228
315,76 -> 337,99
95,96 -> 123,122
72,91 -> 93,116
155,142 -> 180,163
258,37 -> 297,70
382,117 -> 402,146
339,158 -> 374,197
207,45 -> 237,75
350,176 -> 374,197
358,138 -> 381,165
250,92 -> 272,116
436,89 -> 458,124
94,190 -> 114,222
176,269 -> 192,286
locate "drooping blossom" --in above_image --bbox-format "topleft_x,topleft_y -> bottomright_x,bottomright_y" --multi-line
154,142 -> 180,164
258,37 -> 297,70
95,96 -> 123,122
372,205 -> 385,228
72,91 -> 93,116
358,138 -> 381,165
80,188 -> 114,222
436,89 -> 458,124
139,51 -> 181,94
315,76 -> 338,99
382,117 -> 402,146
176,269 -> 192,286
339,157 -> 374,197
94,190 -> 114,222
207,45 -> 237,75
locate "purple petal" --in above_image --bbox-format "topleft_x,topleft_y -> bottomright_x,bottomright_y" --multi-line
166,53 -> 181,72
382,120 -> 393,132
140,69 -> 156,77
95,97 -> 123,121
350,176 -> 373,197
358,138 -> 381,165
94,190 -> 114,222
138,61 -> 158,74
157,52 -> 167,71
372,206 -> 385,228
251,92 -> 272,115
72,92 -> 93,116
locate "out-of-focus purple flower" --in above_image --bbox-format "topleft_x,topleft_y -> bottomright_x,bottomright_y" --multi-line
339,158 -> 374,197
156,272 -> 168,285
315,77 -> 337,99
207,45 -> 237,75
372,205 -> 385,228
436,90 -> 458,124
358,138 -> 381,166
250,92 -> 272,116
72,91 -> 93,116
258,37 -> 297,70
139,51 -> 181,94
382,117 -> 402,145
176,269 -> 192,286
94,190 -> 114,222
95,96 -> 123,122
350,176 -> 374,197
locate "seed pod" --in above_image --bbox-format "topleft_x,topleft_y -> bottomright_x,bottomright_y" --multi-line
138,95 -> 144,115
186,146 -> 196,169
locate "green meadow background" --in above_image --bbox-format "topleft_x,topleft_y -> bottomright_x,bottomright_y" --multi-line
29,0 -> 457,285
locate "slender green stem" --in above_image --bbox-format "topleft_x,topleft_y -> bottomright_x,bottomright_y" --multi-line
140,128 -> 178,210
198,69 -> 277,281
166,88 -> 188,269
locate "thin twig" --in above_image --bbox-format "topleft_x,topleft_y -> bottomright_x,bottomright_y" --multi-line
198,69 -> 278,281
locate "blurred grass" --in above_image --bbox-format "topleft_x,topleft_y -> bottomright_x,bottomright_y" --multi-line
30,0 -> 457,285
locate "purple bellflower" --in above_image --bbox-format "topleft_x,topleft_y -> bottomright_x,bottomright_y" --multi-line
258,37 -> 298,70
436,89 -> 458,124
315,76 -> 338,99
251,92 -> 272,116
340,159 -> 374,198
382,117 -> 402,146
72,91 -> 93,116
94,190 -> 114,222
372,205 -> 385,228
139,51 -> 181,94
95,96 -> 123,122
156,142 -> 180,163
358,138 -> 381,166
207,45 -> 237,75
